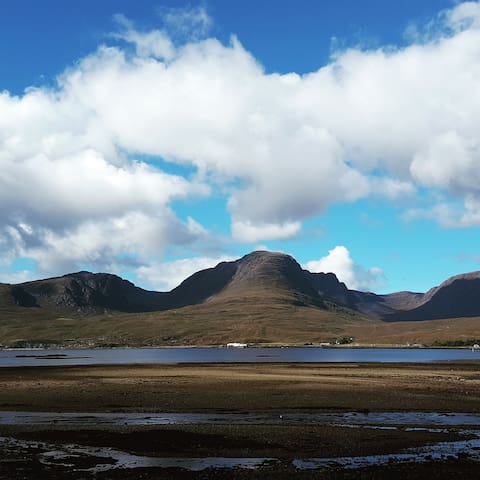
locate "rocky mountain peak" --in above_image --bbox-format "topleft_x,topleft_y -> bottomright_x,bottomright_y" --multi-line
227,251 -> 315,295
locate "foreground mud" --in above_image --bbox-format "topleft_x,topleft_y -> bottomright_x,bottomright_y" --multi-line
0,361 -> 479,478
1,423 -> 478,479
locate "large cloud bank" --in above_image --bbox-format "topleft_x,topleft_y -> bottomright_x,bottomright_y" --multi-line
1,3 -> 480,284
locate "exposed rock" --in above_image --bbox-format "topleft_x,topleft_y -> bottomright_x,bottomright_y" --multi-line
10,286 -> 38,308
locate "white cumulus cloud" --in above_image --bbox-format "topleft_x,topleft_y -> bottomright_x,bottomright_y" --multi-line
2,2 -> 480,282
137,255 -> 235,291
305,246 -> 385,291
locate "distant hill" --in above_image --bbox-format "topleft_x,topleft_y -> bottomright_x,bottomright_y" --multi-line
381,272 -> 480,321
6,271 -> 169,313
0,251 -> 479,347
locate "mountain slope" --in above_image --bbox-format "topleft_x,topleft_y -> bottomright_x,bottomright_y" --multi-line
349,290 -> 425,319
2,251 -> 480,323
6,272 -> 169,313
383,272 -> 480,321
207,251 -> 326,308
305,271 -> 353,309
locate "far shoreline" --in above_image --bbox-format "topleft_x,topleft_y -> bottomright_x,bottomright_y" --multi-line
2,343 -> 480,350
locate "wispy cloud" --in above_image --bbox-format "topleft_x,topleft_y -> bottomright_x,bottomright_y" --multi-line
155,5 -> 212,41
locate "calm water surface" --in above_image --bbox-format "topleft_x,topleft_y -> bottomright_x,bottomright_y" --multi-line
1,411 -> 479,426
0,347 -> 478,367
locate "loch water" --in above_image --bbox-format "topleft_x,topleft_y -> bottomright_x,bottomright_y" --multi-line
0,346 -> 477,367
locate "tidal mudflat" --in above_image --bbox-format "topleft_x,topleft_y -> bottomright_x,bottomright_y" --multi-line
0,362 -> 479,479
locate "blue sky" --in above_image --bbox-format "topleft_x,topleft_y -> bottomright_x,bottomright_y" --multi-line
1,0 -> 480,294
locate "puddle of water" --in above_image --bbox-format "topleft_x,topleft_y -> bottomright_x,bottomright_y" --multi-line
293,431 -> 480,470
0,436 -> 276,472
1,411 -> 479,473
1,411 -> 479,427
1,427 -> 480,474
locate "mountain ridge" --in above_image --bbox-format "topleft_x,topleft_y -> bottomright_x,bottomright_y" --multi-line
2,251 -> 480,322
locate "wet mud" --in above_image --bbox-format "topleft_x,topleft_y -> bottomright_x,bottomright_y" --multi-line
1,412 -> 479,479
1,362 -> 479,478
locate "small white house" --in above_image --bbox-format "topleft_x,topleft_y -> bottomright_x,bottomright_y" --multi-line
226,342 -> 248,348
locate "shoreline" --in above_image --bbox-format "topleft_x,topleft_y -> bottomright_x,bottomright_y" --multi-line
2,343 -> 479,350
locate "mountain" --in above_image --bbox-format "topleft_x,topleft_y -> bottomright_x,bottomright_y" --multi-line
1,250 -> 480,322
0,251 -> 367,347
382,271 -> 480,321
305,271 -> 353,309
205,251 -> 326,307
349,290 -> 425,319
1,251 -> 479,347
1,252 -> 330,315
6,271 -> 169,313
